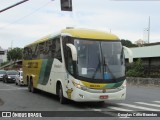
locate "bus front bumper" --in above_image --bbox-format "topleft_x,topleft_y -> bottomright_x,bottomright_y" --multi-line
71,87 -> 126,102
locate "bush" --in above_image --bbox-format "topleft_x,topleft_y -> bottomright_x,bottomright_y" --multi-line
0,61 -> 9,67
126,59 -> 144,77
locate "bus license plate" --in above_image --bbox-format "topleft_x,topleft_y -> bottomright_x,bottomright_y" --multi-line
100,95 -> 108,99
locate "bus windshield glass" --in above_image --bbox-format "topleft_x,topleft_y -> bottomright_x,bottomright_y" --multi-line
74,39 -> 125,82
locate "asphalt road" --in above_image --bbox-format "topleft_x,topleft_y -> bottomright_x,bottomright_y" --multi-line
0,81 -> 160,120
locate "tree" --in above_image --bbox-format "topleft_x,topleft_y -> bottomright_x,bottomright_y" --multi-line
121,39 -> 138,47
7,47 -> 23,61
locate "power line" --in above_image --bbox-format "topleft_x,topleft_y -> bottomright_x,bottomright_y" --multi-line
0,0 -> 29,13
0,1 -> 52,29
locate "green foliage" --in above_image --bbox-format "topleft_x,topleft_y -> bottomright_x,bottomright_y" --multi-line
126,59 -> 144,77
0,61 -> 9,67
7,47 -> 23,61
121,39 -> 138,47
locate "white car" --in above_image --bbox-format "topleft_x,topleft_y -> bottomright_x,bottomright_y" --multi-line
15,71 -> 24,86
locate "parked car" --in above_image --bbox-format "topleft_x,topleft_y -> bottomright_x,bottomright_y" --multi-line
3,70 -> 18,83
15,71 -> 24,86
0,70 -> 6,81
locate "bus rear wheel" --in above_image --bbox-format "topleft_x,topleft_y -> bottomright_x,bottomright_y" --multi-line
28,80 -> 31,92
30,79 -> 36,93
5,79 -> 8,83
58,84 -> 67,104
28,79 -> 36,93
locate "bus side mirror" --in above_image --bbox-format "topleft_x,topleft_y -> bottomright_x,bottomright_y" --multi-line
66,43 -> 77,61
123,46 -> 133,63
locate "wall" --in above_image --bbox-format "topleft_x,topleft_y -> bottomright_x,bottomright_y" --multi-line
127,77 -> 160,87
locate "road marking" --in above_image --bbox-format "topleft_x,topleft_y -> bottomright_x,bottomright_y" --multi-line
108,106 -> 133,111
0,88 -> 27,91
0,83 -> 27,90
135,102 -> 160,108
18,88 -> 28,90
0,89 -> 16,91
153,101 -> 160,104
118,115 -> 131,119
118,103 -> 160,111
4,84 -> 18,89
92,109 -> 102,112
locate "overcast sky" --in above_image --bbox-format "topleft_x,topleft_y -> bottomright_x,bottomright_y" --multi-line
0,0 -> 160,49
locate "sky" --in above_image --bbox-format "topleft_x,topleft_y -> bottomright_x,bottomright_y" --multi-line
0,0 -> 160,49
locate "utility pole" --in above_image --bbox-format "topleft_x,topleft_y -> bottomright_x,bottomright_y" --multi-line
0,0 -> 29,13
110,29 -> 112,34
11,40 -> 13,50
147,16 -> 150,43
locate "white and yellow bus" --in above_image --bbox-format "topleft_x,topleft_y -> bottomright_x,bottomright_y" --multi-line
23,28 -> 133,104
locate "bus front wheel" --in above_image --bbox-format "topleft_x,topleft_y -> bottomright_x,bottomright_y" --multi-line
58,84 -> 67,104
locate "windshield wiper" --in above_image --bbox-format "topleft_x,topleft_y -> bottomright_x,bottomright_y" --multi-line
103,56 -> 116,82
120,48 -> 124,65
91,42 -> 103,79
92,56 -> 101,79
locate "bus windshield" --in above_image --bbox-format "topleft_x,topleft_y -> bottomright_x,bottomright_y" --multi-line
74,39 -> 125,82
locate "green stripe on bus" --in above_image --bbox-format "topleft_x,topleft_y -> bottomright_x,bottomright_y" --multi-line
39,59 -> 48,84
112,81 -> 124,88
103,81 -> 124,89
38,59 -> 53,85
42,59 -> 53,85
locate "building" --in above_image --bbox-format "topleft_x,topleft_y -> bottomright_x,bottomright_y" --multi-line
125,43 -> 160,65
124,42 -> 160,77
135,39 -> 146,46
0,46 -> 7,65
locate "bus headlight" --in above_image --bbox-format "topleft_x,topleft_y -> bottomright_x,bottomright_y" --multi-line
72,81 -> 88,91
122,80 -> 126,87
118,80 -> 126,90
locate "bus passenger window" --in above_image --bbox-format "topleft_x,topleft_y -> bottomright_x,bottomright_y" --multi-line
39,42 -> 45,59
27,48 -> 32,60
52,38 -> 62,62
47,40 -> 52,58
31,44 -> 38,59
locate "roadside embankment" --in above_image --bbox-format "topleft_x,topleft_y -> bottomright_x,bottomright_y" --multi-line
126,77 -> 160,87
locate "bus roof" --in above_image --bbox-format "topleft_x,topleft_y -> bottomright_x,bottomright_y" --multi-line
61,28 -> 119,40
25,28 -> 119,47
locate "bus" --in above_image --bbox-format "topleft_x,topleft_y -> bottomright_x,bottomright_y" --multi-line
23,28 -> 133,104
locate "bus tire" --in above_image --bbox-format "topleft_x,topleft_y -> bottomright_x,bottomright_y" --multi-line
5,79 -> 8,83
30,79 -> 36,93
59,84 -> 67,104
15,81 -> 18,85
28,79 -> 31,92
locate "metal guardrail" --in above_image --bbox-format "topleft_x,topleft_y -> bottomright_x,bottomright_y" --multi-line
0,60 -> 22,70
